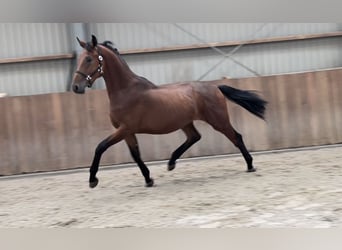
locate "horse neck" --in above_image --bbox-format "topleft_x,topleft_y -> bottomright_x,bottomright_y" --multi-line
100,47 -> 135,92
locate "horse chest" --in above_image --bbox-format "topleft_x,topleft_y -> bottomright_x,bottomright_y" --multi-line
109,103 -> 138,126
110,106 -> 126,120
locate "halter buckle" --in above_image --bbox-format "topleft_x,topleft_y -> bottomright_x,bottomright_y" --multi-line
98,66 -> 103,74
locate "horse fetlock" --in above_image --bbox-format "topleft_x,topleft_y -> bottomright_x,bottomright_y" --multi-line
95,142 -> 107,155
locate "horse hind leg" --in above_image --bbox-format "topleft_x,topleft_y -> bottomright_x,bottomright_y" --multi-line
233,130 -> 256,172
205,105 -> 256,172
168,123 -> 201,171
222,121 -> 255,172
217,123 -> 255,172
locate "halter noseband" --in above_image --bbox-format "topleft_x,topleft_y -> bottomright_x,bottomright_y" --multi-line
75,47 -> 104,86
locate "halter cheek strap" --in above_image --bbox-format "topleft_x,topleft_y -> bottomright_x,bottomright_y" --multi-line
76,48 -> 104,86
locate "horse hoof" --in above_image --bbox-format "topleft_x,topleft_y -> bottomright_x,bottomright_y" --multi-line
168,164 -> 175,171
145,178 -> 154,187
89,177 -> 99,188
247,168 -> 257,172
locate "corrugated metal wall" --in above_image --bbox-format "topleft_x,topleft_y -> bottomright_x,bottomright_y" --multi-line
88,23 -> 342,89
123,37 -> 342,81
0,60 -> 73,96
0,23 -> 72,96
1,23 -> 342,96
0,23 -> 71,58
88,23 -> 341,50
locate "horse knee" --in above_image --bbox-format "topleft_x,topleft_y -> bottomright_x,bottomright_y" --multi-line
95,140 -> 108,155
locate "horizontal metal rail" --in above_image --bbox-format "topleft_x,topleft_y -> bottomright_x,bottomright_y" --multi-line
1,32 -> 341,64
121,32 -> 342,55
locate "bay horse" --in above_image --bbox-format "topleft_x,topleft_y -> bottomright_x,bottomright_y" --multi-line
72,35 -> 267,188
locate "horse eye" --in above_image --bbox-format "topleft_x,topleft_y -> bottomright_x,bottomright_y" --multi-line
86,56 -> 92,63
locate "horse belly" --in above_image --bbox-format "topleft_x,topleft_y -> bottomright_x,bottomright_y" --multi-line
137,104 -> 194,134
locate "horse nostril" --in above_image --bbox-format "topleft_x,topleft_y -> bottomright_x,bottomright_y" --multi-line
73,84 -> 79,92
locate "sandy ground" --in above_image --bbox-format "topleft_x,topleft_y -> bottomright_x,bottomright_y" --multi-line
1,146 -> 342,228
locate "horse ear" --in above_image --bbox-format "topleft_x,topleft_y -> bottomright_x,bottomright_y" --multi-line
76,37 -> 86,48
91,35 -> 98,47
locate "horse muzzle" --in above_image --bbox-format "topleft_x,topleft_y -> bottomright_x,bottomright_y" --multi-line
72,82 -> 89,94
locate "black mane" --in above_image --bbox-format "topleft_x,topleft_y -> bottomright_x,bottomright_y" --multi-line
101,40 -> 120,55
99,40 -> 133,70
99,39 -> 157,88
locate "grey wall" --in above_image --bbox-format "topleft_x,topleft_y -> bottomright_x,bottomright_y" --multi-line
0,23 -> 73,96
88,23 -> 341,50
1,23 -> 342,96
89,23 -> 342,89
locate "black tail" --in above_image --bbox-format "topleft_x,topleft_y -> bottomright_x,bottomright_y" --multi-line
218,85 -> 267,120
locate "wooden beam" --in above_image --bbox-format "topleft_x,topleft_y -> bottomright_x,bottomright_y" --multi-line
0,53 -> 75,65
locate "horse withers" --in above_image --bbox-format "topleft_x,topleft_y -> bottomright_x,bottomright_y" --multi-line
72,35 -> 267,188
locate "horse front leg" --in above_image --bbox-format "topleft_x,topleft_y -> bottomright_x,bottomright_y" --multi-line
89,126 -> 127,188
125,134 -> 154,187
